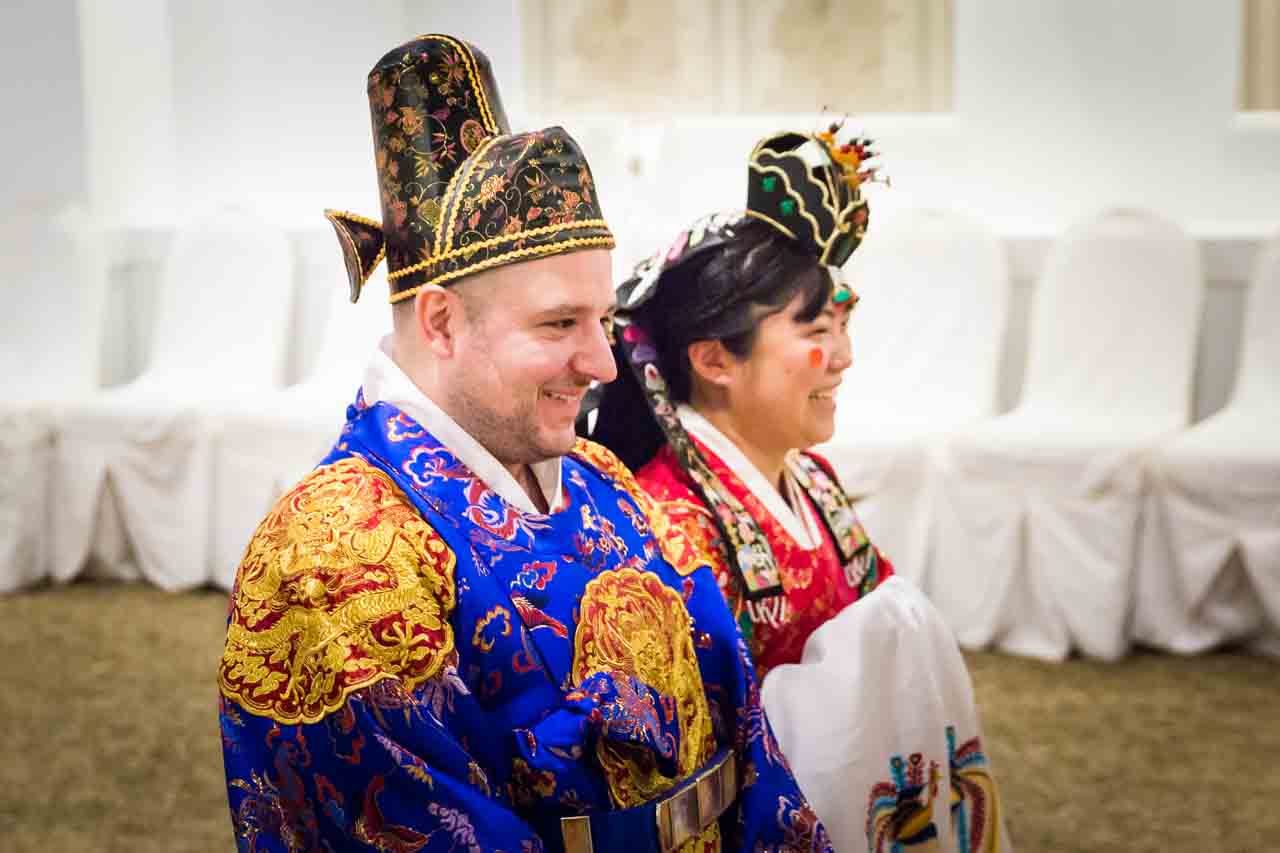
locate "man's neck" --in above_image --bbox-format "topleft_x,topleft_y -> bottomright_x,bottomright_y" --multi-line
509,462 -> 550,514
379,336 -> 558,515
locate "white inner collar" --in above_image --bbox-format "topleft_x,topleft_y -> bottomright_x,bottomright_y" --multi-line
360,336 -> 563,514
676,404 -> 823,550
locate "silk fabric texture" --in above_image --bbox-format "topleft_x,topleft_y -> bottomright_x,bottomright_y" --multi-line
218,391 -> 831,851
636,416 -> 1010,853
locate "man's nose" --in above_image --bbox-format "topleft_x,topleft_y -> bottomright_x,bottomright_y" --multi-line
571,321 -> 618,384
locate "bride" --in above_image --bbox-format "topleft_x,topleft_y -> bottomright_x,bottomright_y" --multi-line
584,126 -> 1012,853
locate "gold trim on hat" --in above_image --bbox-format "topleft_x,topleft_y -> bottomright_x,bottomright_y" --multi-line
749,132 -> 868,265
749,133 -> 840,218
426,34 -> 501,135
748,161 -> 866,266
435,133 -> 506,255
388,234 -> 616,303
748,163 -> 825,250
324,208 -> 388,300
741,209 -> 798,240
388,218 -> 612,281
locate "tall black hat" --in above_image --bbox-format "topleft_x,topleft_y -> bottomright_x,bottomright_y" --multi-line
326,35 -> 614,304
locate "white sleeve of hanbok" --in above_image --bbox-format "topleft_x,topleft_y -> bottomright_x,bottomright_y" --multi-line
762,576 -> 1013,853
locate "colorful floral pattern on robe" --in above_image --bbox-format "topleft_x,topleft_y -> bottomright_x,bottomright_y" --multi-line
218,393 -> 831,852
637,442 -> 894,679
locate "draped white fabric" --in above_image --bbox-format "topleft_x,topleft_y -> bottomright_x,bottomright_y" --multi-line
1134,232 -> 1280,656
4,201 -> 1273,667
930,210 -> 1204,661
49,208 -> 293,590
0,207 -> 107,592
762,577 -> 1012,853
819,209 -> 1010,590
207,282 -> 389,589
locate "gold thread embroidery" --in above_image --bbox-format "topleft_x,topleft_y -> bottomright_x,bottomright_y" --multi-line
822,197 -> 867,265
218,458 -> 457,725
750,156 -> 864,266
414,34 -> 500,135
749,133 -> 841,224
748,162 -> 829,255
437,133 -> 506,254
447,36 -> 499,134
570,439 -> 712,577
388,218 -> 612,280
742,209 -> 798,240
325,208 -> 383,229
389,235 -> 616,302
572,568 -> 715,811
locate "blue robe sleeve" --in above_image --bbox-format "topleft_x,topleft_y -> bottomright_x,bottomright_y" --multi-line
217,459 -> 547,852
221,674 -> 546,852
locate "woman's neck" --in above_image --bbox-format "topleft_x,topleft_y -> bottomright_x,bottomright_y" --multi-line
691,401 -> 788,494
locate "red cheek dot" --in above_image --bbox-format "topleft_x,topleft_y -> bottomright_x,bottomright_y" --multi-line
809,347 -> 824,369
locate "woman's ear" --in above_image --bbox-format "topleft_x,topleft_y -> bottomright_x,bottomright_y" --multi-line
687,339 -> 736,388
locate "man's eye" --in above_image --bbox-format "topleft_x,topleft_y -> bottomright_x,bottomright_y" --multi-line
810,325 -> 833,337
546,319 -> 575,330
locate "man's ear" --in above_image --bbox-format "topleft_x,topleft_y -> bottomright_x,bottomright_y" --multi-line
413,285 -> 462,359
687,339 -> 736,388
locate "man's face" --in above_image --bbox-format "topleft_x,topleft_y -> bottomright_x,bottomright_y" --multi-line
444,249 -> 617,466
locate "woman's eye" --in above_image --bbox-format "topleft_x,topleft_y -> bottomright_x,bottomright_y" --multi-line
546,319 -> 575,330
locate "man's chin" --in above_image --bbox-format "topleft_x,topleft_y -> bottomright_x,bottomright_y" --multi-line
530,424 -> 578,461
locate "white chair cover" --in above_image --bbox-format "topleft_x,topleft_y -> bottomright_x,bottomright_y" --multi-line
0,206 -> 107,592
763,577 -> 1012,853
208,277 -> 389,588
930,209 -> 1203,661
50,207 -> 293,590
818,208 -> 1010,590
1135,232 -> 1280,656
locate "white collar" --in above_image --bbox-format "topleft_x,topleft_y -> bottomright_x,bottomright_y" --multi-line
360,337 -> 563,514
676,404 -> 823,549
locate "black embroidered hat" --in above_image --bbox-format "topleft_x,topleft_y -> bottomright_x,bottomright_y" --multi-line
617,120 -> 881,314
744,122 -> 879,268
325,34 -> 614,304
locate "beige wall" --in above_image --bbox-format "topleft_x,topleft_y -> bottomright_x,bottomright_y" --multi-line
1243,0 -> 1280,110
522,0 -> 951,114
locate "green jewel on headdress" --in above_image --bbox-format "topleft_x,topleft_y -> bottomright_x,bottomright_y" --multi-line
744,117 -> 885,268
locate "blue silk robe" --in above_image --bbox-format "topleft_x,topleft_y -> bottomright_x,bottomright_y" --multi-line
218,394 -> 831,852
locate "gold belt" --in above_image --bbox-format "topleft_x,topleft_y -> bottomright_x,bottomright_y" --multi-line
561,749 -> 739,853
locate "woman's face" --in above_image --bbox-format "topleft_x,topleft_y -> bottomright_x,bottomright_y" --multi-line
725,289 -> 854,452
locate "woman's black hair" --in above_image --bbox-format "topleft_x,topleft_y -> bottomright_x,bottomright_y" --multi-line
585,218 -> 833,472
